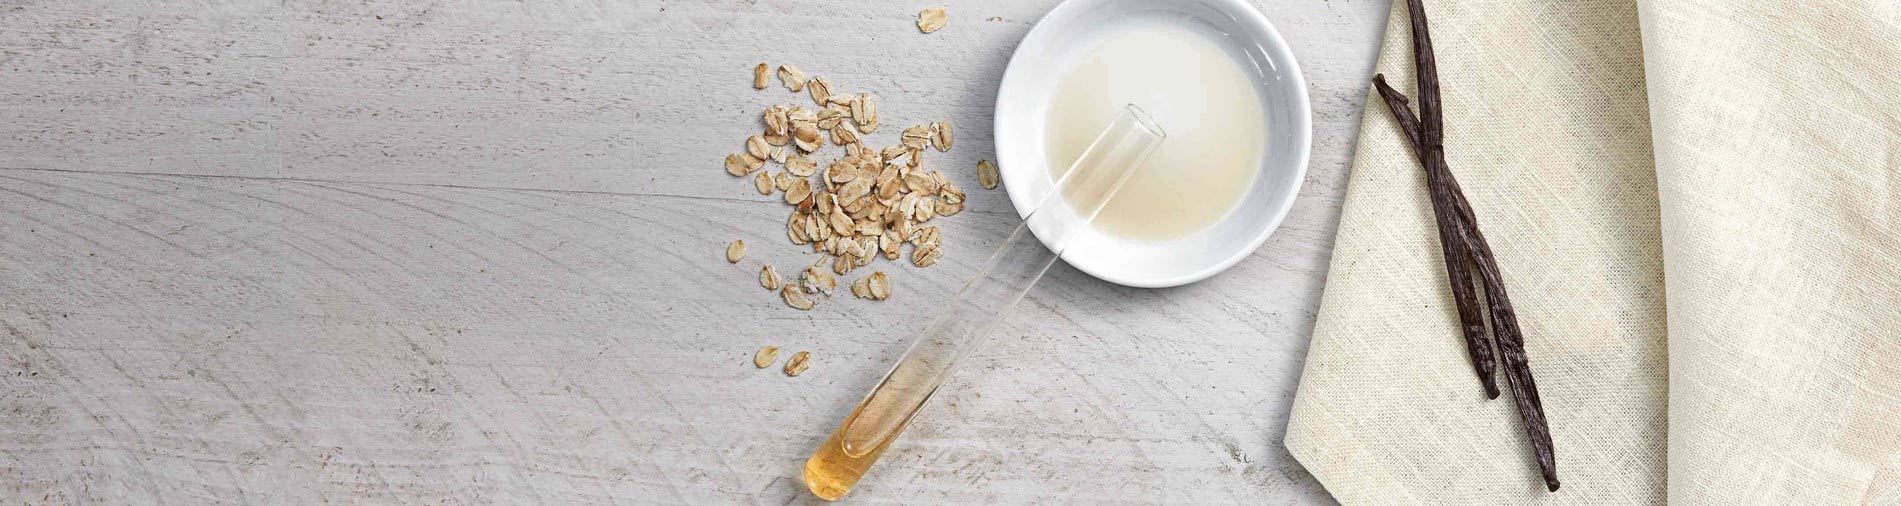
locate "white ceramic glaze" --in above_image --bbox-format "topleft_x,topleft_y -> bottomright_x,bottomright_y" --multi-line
994,0 -> 1312,288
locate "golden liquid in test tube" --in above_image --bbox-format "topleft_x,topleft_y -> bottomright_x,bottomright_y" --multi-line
803,105 -> 1166,500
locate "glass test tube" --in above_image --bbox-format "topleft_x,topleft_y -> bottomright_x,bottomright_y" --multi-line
803,104 -> 1166,500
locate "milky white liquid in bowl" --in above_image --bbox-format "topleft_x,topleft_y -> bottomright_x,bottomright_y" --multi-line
1045,22 -> 1266,241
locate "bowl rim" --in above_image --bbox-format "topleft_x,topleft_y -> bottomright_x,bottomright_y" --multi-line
992,0 -> 1313,288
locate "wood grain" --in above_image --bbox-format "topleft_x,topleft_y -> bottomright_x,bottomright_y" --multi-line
0,0 -> 1390,503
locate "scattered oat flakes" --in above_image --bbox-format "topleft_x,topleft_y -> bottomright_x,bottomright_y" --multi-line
729,63 -> 986,310
784,351 -> 811,376
753,63 -> 770,89
753,345 -> 779,368
977,159 -> 1000,189
917,7 -> 948,34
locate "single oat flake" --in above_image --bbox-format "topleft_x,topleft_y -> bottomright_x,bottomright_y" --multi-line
778,64 -> 808,92
917,7 -> 948,34
784,351 -> 811,376
977,159 -> 1000,189
753,63 -> 770,90
765,106 -> 790,136
754,172 -> 774,195
760,265 -> 782,291
851,94 -> 871,125
932,120 -> 953,152
808,76 -> 833,107
868,271 -> 891,300
781,285 -> 815,310
784,178 -> 813,205
726,153 -> 762,176
793,124 -> 823,153
746,135 -> 770,160
900,125 -> 931,150
753,345 -> 779,368
726,240 -> 747,263
803,265 -> 837,295
912,243 -> 941,268
786,157 -> 818,177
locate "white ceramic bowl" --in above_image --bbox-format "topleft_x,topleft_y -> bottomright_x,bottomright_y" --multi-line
994,0 -> 1311,288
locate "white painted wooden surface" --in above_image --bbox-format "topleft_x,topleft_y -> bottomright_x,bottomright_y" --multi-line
0,0 -> 1390,503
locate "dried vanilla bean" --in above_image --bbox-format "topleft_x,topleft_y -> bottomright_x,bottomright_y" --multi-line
1391,0 -> 1560,491
1372,75 -> 1498,400
1375,75 -> 1560,491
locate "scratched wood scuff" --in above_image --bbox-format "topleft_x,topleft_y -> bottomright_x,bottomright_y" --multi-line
0,0 -> 1389,503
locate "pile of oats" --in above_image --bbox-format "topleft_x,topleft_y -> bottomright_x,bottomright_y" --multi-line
728,62 -> 994,311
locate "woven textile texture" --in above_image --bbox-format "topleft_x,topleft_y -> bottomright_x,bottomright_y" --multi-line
1285,0 -> 1898,503
1639,0 -> 1900,504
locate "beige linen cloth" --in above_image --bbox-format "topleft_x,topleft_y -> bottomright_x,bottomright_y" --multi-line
1284,0 -> 1898,504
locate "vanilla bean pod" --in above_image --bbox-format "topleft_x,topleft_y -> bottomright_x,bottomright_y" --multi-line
1400,0 -> 1503,399
1371,75 -> 1498,399
1461,212 -> 1559,493
1373,75 -> 1558,491
1395,0 -> 1560,491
